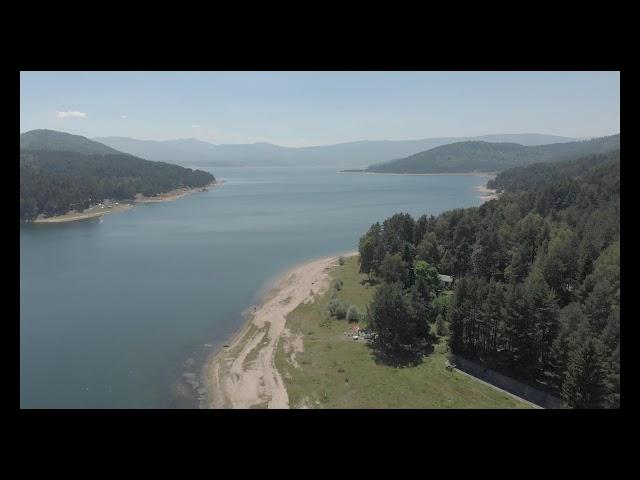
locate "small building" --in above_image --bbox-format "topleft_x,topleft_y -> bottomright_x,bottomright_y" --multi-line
437,274 -> 454,289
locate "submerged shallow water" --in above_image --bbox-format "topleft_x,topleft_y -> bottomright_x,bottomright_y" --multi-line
20,165 -> 490,408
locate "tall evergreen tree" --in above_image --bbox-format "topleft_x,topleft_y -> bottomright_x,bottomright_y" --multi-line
369,282 -> 428,360
561,338 -> 607,408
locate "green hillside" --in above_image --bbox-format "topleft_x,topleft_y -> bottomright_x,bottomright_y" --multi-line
367,134 -> 620,173
20,129 -> 121,155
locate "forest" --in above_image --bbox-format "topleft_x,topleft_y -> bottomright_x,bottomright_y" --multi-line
367,134 -> 620,174
358,148 -> 620,408
20,150 -> 214,220
20,129 -> 122,155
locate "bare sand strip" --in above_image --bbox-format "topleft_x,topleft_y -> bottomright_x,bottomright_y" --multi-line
474,178 -> 499,202
360,171 -> 499,177
204,251 -> 358,409
474,185 -> 498,194
134,180 -> 222,203
32,203 -> 134,224
474,186 -> 499,202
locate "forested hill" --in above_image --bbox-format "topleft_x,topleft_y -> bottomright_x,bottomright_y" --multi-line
20,129 -> 122,155
487,149 -> 620,193
20,131 -> 215,221
366,134 -> 620,174
357,150 -> 620,408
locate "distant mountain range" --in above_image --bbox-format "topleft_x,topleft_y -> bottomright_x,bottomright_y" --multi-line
19,128 -> 620,219
364,134 -> 620,174
94,133 -> 580,169
91,137 -> 240,167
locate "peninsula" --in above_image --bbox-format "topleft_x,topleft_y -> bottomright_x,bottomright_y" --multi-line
20,130 -> 216,223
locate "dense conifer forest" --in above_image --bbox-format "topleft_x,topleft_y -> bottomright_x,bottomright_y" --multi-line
19,130 -> 215,220
358,148 -> 620,408
20,129 -> 122,155
20,150 -> 214,220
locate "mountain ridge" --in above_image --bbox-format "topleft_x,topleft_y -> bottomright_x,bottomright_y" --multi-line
21,129 -> 122,156
93,133 -> 580,168
365,134 -> 620,174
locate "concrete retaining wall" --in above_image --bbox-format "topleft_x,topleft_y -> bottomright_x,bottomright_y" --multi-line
452,355 -> 565,409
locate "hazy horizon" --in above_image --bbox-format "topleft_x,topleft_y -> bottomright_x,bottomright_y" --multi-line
21,129 -> 604,148
20,72 -> 620,148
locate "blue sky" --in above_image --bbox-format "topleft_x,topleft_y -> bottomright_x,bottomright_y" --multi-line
20,71 -> 620,147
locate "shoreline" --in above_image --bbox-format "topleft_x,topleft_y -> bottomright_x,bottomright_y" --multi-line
31,203 -> 134,224
202,250 -> 358,409
473,173 -> 498,201
341,170 -> 499,177
474,183 -> 499,202
27,180 -> 222,224
134,180 -> 222,203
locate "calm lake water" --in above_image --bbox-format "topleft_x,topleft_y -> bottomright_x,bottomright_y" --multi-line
20,166 -> 490,408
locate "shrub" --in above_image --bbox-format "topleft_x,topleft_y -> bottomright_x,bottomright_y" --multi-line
327,297 -> 340,317
346,304 -> 360,322
436,314 -> 448,336
335,302 -> 347,319
338,256 -> 345,266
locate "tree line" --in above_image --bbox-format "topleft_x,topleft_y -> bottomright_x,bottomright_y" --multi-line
357,211 -> 452,365
20,150 -> 215,220
358,148 -> 620,408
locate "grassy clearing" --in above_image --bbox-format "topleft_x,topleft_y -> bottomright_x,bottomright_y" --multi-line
275,255 -> 531,409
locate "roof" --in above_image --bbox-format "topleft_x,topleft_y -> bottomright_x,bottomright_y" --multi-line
438,274 -> 453,283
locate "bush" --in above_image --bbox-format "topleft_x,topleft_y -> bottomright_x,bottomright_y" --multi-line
436,314 -> 448,336
338,256 -> 345,266
328,297 -> 348,319
334,279 -> 344,291
327,297 -> 340,317
346,304 -> 360,322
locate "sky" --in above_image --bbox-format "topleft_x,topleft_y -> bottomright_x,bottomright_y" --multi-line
19,71 -> 620,147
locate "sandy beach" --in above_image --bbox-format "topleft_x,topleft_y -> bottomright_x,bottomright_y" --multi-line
32,203 -> 134,223
203,251 -> 358,409
474,183 -> 499,201
350,171 -> 499,177
134,180 -> 222,203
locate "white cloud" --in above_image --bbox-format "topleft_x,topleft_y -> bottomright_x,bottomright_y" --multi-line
57,110 -> 87,119
121,115 -> 127,119
191,124 -> 201,128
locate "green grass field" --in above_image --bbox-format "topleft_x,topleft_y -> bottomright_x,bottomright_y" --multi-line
275,255 -> 532,408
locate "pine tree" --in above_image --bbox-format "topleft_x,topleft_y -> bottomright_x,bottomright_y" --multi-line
562,338 -> 607,408
448,277 -> 468,354
369,283 -> 427,360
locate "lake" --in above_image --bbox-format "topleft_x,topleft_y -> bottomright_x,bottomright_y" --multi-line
20,166 -> 490,408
